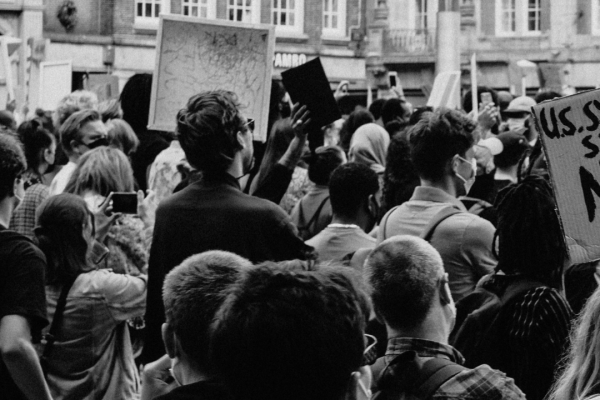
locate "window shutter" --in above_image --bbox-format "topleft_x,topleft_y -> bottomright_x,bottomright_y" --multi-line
217,0 -> 227,19
480,0 -> 496,36
577,0 -> 591,34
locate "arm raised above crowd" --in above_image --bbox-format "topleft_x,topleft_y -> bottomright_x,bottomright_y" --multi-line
96,270 -> 148,322
0,315 -> 52,400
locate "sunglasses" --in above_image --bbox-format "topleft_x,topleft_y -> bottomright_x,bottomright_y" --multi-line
245,118 -> 255,133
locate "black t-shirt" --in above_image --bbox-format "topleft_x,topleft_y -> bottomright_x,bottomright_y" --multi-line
131,130 -> 170,191
154,380 -> 231,400
0,225 -> 48,400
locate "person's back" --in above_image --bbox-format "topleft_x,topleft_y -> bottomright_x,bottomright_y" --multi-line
35,194 -> 147,400
378,108 -> 496,301
451,175 -> 572,400
143,90 -> 309,364
307,163 -> 379,262
365,236 -> 525,400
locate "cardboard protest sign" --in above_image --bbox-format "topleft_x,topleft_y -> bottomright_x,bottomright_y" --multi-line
427,71 -> 460,109
533,89 -> 600,264
85,74 -> 119,102
149,15 -> 275,141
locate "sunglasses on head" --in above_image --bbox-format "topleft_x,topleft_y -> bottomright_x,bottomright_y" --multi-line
245,118 -> 255,133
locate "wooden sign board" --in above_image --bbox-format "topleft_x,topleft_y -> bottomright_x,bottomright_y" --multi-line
39,60 -> 72,111
149,15 -> 275,141
427,71 -> 461,109
533,89 -> 600,264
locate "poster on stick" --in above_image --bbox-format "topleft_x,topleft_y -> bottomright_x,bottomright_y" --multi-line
149,15 -> 275,141
533,89 -> 600,264
427,71 -> 461,109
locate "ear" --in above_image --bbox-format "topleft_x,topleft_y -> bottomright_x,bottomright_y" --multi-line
43,148 -> 52,163
438,273 -> 453,307
161,323 -> 177,359
236,130 -> 247,149
70,140 -> 80,155
11,176 -> 20,197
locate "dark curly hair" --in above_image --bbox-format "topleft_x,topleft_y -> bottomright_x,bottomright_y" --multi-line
176,91 -> 245,173
0,134 -> 26,199
409,108 -> 477,181
494,174 -> 567,287
339,109 -> 374,153
382,133 -> 420,213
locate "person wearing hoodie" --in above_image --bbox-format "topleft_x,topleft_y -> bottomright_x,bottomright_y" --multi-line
0,134 -> 52,400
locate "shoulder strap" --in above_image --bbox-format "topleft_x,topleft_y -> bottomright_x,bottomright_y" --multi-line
414,358 -> 467,399
420,207 -> 462,242
43,277 -> 77,360
379,206 -> 400,240
298,196 -> 330,231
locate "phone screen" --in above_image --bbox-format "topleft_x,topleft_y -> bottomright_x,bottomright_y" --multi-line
111,193 -> 138,214
481,92 -> 493,106
389,75 -> 397,88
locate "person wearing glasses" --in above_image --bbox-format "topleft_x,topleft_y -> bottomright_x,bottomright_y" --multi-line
365,235 -> 525,400
378,108 -> 496,302
34,193 -> 147,400
141,90 -> 313,365
49,109 -> 109,196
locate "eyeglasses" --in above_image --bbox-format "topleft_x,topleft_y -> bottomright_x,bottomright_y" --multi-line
245,118 -> 255,133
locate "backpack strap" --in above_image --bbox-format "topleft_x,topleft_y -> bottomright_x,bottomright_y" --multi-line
379,206 -> 400,240
420,207 -> 462,242
413,358 -> 467,399
297,195 -> 330,233
42,277 -> 77,369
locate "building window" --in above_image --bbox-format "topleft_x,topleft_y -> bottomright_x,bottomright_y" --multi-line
496,0 -> 541,36
323,0 -> 346,37
182,0 -> 216,19
526,0 -> 541,32
594,0 -> 600,35
134,0 -> 170,29
227,0 -> 259,24
415,0 -> 428,31
272,0 -> 304,35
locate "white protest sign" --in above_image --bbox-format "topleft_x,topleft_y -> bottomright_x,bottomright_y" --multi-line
470,54 -> 478,120
149,15 -> 275,142
427,71 -> 460,109
38,60 -> 72,110
533,89 -> 600,264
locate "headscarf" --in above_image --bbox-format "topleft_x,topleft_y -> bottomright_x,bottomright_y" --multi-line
348,123 -> 390,174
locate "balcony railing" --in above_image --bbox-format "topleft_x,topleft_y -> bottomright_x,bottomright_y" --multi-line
383,28 -> 436,55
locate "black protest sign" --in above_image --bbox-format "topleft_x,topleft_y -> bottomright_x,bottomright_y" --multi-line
533,89 -> 600,264
281,57 -> 341,133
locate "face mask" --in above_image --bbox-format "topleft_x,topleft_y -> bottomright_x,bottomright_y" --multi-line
507,117 -> 526,131
84,137 -> 109,150
456,155 -> 477,194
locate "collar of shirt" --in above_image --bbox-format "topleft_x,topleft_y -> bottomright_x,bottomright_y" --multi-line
494,169 -> 517,183
385,337 -> 465,365
409,186 -> 467,211
200,170 -> 241,190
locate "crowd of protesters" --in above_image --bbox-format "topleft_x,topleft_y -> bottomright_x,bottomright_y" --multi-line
1,72 -> 600,400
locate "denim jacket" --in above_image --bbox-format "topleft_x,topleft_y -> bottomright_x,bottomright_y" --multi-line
44,269 -> 147,400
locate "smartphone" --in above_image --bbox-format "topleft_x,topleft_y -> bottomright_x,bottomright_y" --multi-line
481,92 -> 493,107
388,71 -> 398,88
111,192 -> 138,214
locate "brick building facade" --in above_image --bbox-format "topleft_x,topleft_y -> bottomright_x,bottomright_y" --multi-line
41,0 -> 367,98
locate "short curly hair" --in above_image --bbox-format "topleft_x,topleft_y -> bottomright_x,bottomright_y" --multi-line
176,91 -> 246,173
409,108 -> 477,181
0,134 -> 26,199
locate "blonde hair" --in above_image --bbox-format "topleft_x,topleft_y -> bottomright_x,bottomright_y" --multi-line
548,287 -> 600,400
64,146 -> 134,197
106,119 -> 139,156
53,90 -> 99,130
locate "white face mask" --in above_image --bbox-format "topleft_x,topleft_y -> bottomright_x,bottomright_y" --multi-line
507,117 -> 527,131
456,155 -> 477,194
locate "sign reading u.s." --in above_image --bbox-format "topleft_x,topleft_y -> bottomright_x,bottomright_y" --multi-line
533,89 -> 600,264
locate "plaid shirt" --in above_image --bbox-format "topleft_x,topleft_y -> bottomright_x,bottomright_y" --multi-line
9,183 -> 49,239
378,337 -> 526,400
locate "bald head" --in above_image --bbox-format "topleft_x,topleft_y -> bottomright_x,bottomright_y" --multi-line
365,235 -> 444,330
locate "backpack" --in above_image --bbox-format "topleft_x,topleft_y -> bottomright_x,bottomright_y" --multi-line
296,195 -> 330,240
380,205 -> 462,243
370,351 -> 467,400
449,274 -> 544,368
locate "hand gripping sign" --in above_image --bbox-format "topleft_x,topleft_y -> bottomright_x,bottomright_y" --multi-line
533,89 -> 600,264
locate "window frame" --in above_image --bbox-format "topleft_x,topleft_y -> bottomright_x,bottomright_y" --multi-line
134,0 -> 170,30
495,0 -> 542,36
322,0 -> 347,38
272,0 -> 305,36
414,0 -> 428,32
226,0 -> 261,24
592,0 -> 600,35
181,0 -> 217,19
